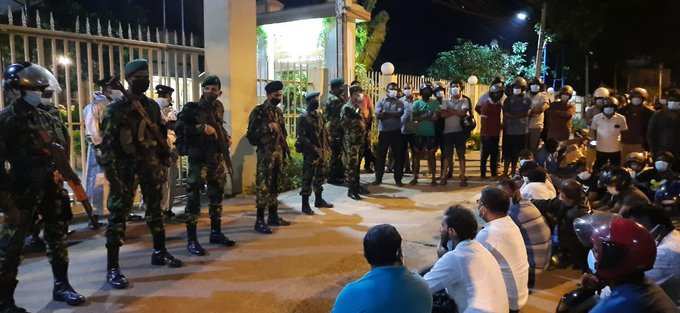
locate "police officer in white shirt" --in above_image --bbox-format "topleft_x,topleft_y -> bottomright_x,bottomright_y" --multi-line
423,205 -> 508,313
590,96 -> 628,170
475,187 -> 530,313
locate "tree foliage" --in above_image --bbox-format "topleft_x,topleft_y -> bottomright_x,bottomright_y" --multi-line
427,39 -> 543,84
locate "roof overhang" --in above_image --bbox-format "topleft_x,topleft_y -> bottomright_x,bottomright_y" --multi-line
257,2 -> 371,26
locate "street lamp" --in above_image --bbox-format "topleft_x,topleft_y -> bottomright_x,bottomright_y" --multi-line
57,55 -> 72,66
467,75 -> 479,85
515,12 -> 528,21
380,62 -> 395,75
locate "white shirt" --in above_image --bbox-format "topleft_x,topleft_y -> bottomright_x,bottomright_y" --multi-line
528,92 -> 549,129
424,240 -> 509,313
84,95 -> 109,145
476,216 -> 530,311
520,182 -> 557,200
591,113 -> 628,153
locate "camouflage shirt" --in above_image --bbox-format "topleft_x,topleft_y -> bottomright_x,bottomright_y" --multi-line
246,99 -> 287,153
296,109 -> 329,157
177,98 -> 229,158
0,99 -> 69,188
100,94 -> 167,164
340,101 -> 366,144
323,93 -> 345,130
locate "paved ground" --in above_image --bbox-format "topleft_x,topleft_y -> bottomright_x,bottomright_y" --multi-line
16,169 -> 580,313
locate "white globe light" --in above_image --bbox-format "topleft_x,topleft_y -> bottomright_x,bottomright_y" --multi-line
516,12 -> 528,21
381,62 -> 395,75
547,87 -> 555,94
467,75 -> 478,85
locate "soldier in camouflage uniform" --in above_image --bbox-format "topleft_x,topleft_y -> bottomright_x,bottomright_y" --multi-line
323,78 -> 347,185
247,81 -> 291,234
295,92 -> 334,215
0,62 -> 85,312
341,85 -> 367,200
99,59 -> 182,290
176,76 -> 236,255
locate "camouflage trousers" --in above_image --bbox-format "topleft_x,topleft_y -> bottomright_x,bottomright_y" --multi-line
0,179 -> 71,281
328,127 -> 345,181
184,154 -> 227,225
104,159 -> 166,249
300,153 -> 326,197
256,148 -> 284,217
343,141 -> 364,190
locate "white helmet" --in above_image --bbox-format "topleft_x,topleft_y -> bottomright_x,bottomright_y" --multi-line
593,87 -> 610,98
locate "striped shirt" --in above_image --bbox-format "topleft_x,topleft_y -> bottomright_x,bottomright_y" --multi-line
508,199 -> 552,271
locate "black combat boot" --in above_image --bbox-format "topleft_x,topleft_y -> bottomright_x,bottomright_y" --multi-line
267,207 -> 291,226
347,188 -> 362,200
358,185 -> 370,195
301,195 -> 314,215
0,277 -> 28,313
209,217 -> 236,246
150,233 -> 183,268
314,191 -> 333,208
51,261 -> 85,305
106,245 -> 129,289
88,215 -> 103,230
186,223 -> 206,256
254,207 -> 272,234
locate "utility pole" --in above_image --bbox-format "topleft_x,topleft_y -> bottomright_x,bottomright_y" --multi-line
180,0 -> 185,44
534,1 -> 547,80
162,0 -> 167,29
658,63 -> 664,98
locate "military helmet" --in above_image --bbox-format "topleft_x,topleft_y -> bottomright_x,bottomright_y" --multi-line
593,87 -> 610,98
3,62 -> 53,91
559,85 -> 575,96
630,87 -> 649,100
512,77 -> 528,90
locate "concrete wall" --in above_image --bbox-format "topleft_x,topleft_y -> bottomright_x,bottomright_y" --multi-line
204,0 -> 258,194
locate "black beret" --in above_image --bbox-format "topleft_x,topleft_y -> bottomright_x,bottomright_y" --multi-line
155,84 -> 174,96
349,85 -> 363,95
125,59 -> 148,77
330,78 -> 345,89
201,75 -> 221,88
305,91 -> 320,101
265,80 -> 283,94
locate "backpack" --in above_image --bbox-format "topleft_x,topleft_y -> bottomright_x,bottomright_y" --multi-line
174,104 -> 194,156
460,96 -> 476,134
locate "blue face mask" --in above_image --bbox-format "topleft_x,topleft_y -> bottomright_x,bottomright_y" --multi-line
23,90 -> 43,106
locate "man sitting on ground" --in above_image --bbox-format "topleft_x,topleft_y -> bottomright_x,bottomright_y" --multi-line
332,224 -> 432,313
520,167 -> 557,200
423,206 -> 509,313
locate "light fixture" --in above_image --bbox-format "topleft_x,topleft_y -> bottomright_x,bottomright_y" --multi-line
515,12 -> 528,21
57,55 -> 72,66
380,62 -> 395,75
467,75 -> 479,85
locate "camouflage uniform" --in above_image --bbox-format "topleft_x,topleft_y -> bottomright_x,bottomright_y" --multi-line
296,108 -> 329,196
99,94 -> 170,251
247,99 -> 288,221
177,99 -> 228,226
0,98 -> 72,294
323,93 -> 345,182
341,101 -> 366,192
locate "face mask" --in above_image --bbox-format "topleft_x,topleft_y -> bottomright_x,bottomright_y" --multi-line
450,87 -> 460,96
561,95 -> 570,103
110,90 -> 124,101
403,89 -> 412,96
668,101 -> 680,111
156,98 -> 169,108
530,85 -> 540,93
631,97 -> 642,106
603,107 -> 615,115
204,93 -> 218,104
270,97 -> 282,106
23,90 -> 42,106
435,91 -> 444,98
607,186 -> 619,195
40,96 -> 52,106
513,88 -> 522,95
308,99 -> 319,111
577,171 -> 591,181
655,160 -> 669,172
131,79 -> 150,94
357,93 -> 364,101
387,90 -> 397,98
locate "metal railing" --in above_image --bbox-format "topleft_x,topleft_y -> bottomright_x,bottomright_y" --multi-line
0,8 -> 205,177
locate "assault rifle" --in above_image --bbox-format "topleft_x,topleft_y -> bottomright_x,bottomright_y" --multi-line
204,100 -> 234,174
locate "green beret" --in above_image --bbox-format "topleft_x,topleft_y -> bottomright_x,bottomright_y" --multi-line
95,74 -> 116,87
201,75 -> 221,88
330,78 -> 345,89
125,59 -> 148,77
265,80 -> 283,94
305,91 -> 320,102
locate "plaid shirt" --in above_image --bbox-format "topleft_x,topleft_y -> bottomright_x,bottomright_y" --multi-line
508,199 -> 552,270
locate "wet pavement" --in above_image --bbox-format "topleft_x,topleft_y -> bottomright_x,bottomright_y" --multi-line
15,172 -> 580,313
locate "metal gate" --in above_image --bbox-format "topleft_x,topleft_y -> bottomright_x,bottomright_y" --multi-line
0,8 -> 205,175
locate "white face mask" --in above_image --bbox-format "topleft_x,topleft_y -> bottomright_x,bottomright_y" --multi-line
577,171 -> 592,181
655,160 -> 669,172
631,97 -> 642,106
668,101 -> 680,111
403,89 -> 412,96
530,85 -> 540,92
23,90 -> 42,106
357,93 -> 364,101
436,91 -> 444,98
513,88 -> 522,95
603,107 -> 615,115
450,87 -> 460,96
156,98 -> 169,108
387,90 -> 397,98
607,186 -> 619,195
40,96 -> 52,106
110,89 -> 124,101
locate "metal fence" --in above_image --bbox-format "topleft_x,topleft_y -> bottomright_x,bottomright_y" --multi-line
0,8 -> 204,176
